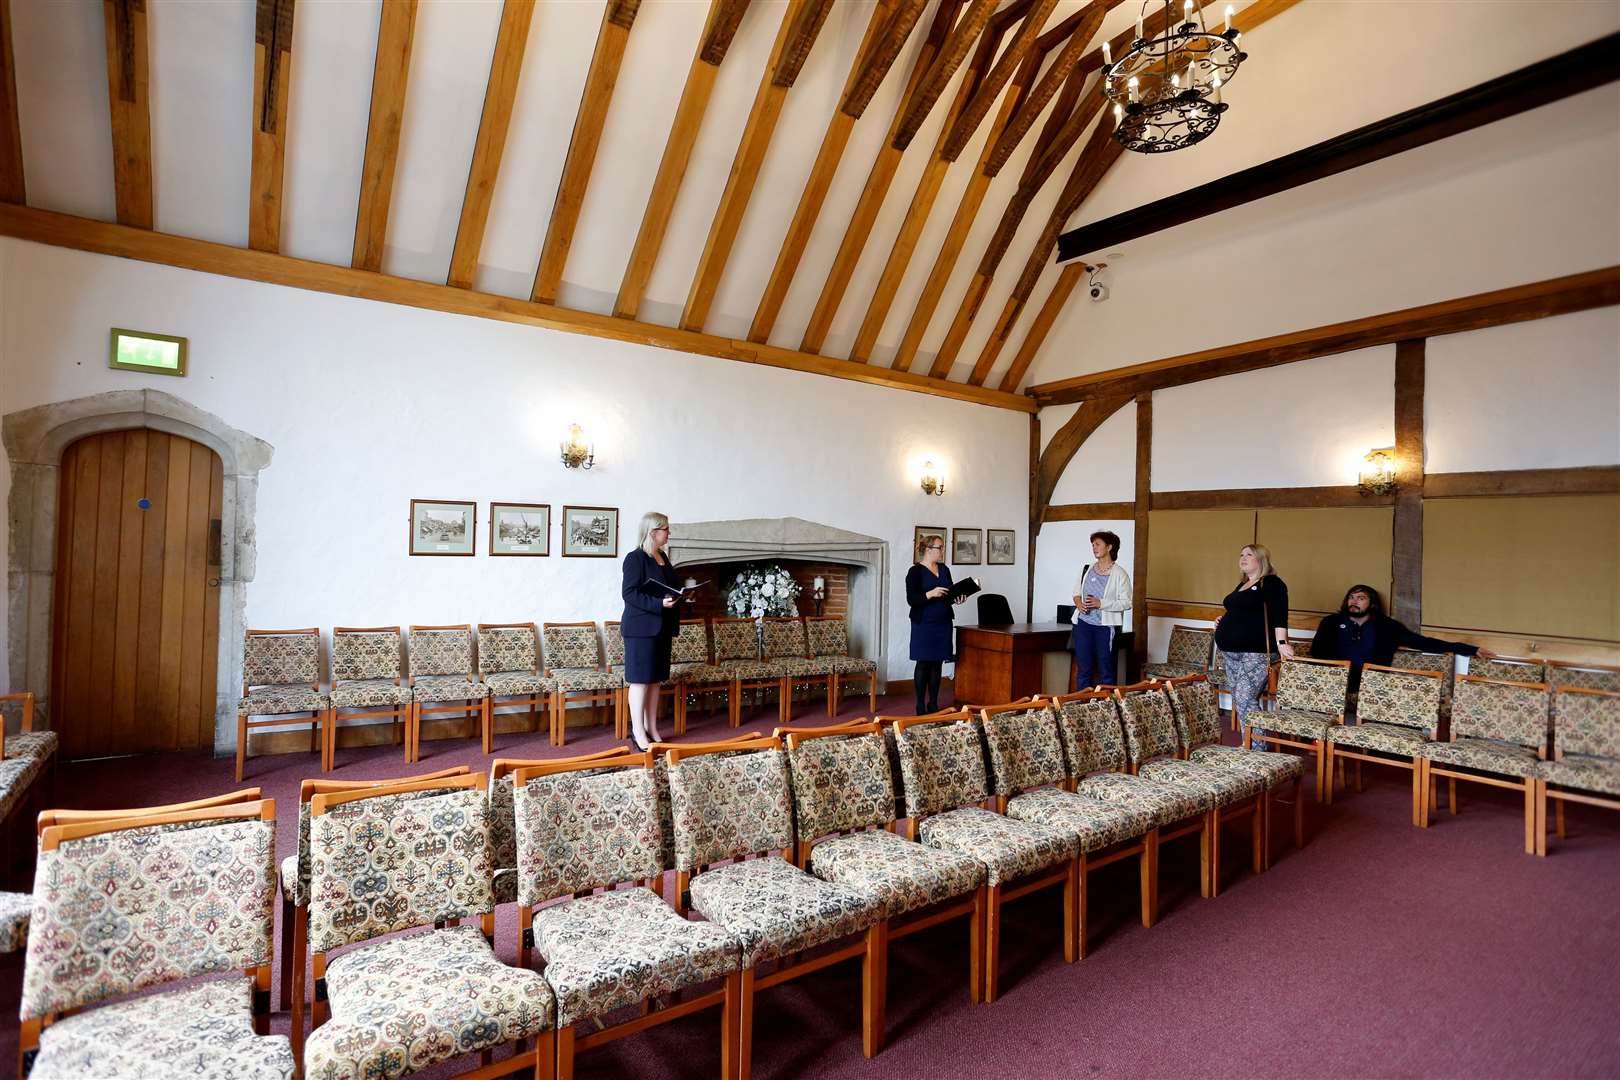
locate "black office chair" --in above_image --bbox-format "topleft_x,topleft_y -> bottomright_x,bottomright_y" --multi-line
1056,604 -> 1076,624
977,593 -> 1014,624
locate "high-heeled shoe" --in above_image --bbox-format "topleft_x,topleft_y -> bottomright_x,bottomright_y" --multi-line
630,733 -> 652,753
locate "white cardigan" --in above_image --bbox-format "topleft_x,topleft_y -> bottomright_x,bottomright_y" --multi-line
1071,563 -> 1132,628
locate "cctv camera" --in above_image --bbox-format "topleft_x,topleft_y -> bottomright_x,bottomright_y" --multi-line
1088,283 -> 1109,302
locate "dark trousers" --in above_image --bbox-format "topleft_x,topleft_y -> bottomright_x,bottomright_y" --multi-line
914,661 -> 943,714
1071,620 -> 1115,690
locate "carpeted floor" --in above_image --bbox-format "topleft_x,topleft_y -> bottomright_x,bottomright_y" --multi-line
3,692 -> 1617,1078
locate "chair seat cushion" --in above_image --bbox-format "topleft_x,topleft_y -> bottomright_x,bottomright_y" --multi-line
484,671 -> 556,697
1005,787 -> 1155,853
329,679 -> 412,708
1248,708 -> 1336,741
4,730 -> 57,762
811,656 -> 878,676
0,890 -> 29,954
1077,772 -> 1209,827
1420,738 -> 1545,779
305,925 -> 554,1079
1189,745 -> 1306,787
917,807 -> 1074,888
555,669 -> 624,692
1329,721 -> 1430,756
412,675 -> 491,702
1144,661 -> 1204,680
30,976 -> 294,1080
237,686 -> 326,716
716,660 -> 785,681
0,758 -> 36,822
810,829 -> 985,920
534,887 -> 740,1026
279,853 -> 304,907
688,856 -> 879,967
1540,756 -> 1620,795
1140,758 -> 1265,805
771,658 -> 822,678
668,663 -> 729,686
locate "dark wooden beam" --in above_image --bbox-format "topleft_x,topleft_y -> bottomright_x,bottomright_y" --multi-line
0,0 -> 24,204
250,0 -> 297,253
1030,266 -> 1620,405
1132,393 -> 1151,675
352,0 -> 417,272
842,0 -> 926,117
1391,340 -> 1424,623
103,0 -> 153,229
1057,30 -> 1620,261
1045,501 -> 1134,521
1422,465 -> 1620,499
1027,412 -> 1039,622
1151,486 -> 1392,510
1034,393 -> 1131,515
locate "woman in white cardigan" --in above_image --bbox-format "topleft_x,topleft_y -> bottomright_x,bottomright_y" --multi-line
1071,530 -> 1132,690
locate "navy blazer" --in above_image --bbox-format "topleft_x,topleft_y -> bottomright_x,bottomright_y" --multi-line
621,548 -> 680,638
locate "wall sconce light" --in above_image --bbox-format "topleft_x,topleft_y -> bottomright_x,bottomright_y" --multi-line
919,460 -> 946,497
1359,447 -> 1397,496
560,424 -> 595,470
812,575 -> 826,616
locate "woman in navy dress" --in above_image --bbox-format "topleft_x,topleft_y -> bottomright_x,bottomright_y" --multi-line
621,511 -> 680,750
906,532 -> 963,714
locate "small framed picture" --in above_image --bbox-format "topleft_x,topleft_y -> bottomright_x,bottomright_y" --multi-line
410,499 -> 476,556
952,528 -> 982,565
562,505 -> 619,558
490,502 -> 550,556
913,525 -> 946,560
986,528 -> 1016,565
109,327 -> 188,377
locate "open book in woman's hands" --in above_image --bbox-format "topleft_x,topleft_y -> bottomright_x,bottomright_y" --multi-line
649,579 -> 708,596
947,577 -> 982,602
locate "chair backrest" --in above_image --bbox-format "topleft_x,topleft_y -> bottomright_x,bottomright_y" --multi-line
1288,634 -> 1313,658
977,593 -> 1014,625
712,617 -> 760,663
1449,676 -> 1550,753
1274,658 -> 1350,715
762,616 -> 808,660
243,628 -> 320,688
307,775 -> 492,953
408,624 -> 474,678
665,738 -> 794,871
649,733 -> 769,863
604,621 -> 627,669
21,801 -> 277,1021
1466,655 -> 1546,684
512,751 -> 665,906
291,768 -> 471,900
477,623 -> 539,675
893,710 -> 989,819
331,626 -> 402,681
1164,625 -> 1213,668
1208,647 -> 1227,688
672,618 -> 711,664
489,753 -> 622,878
1547,660 -> 1620,692
1550,687 -> 1620,759
806,617 -> 851,659
1113,684 -> 1182,767
1390,648 -> 1450,676
784,723 -> 895,840
543,622 -> 601,672
1164,675 -> 1221,751
1355,664 -> 1444,737
979,701 -> 1067,798
36,787 -> 264,833
1048,690 -> 1130,776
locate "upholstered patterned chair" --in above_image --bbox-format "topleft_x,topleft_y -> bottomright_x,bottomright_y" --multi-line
1390,647 -> 1456,723
1324,664 -> 1443,826
806,617 -> 879,717
1144,624 -> 1213,681
763,617 -> 823,724
666,738 -> 883,1069
477,622 -> 556,745
708,616 -> 788,727
784,722 -> 987,1004
977,702 -> 1157,954
487,751 -> 622,911
511,751 -> 742,1077
0,889 -> 28,954
328,626 -> 413,765
0,690 -> 55,854
544,621 -> 624,746
665,618 -> 726,735
236,628 -> 329,781
304,774 -> 555,1078
603,622 -> 634,740
407,624 -> 491,762
1536,686 -> 1620,855
19,799 -> 293,1079
893,711 -> 1077,1003
1546,660 -> 1620,692
1244,658 -> 1351,802
1417,675 -> 1550,853
1466,655 -> 1546,684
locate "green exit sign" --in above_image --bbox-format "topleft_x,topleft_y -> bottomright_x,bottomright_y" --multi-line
109,328 -> 187,377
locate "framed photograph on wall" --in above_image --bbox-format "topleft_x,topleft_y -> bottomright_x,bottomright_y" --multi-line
986,528 -> 1016,565
490,502 -> 550,556
410,499 -> 476,556
952,528 -> 982,565
562,505 -> 619,558
913,525 -> 946,561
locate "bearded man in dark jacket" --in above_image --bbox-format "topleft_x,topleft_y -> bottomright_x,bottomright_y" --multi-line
1311,585 -> 1495,691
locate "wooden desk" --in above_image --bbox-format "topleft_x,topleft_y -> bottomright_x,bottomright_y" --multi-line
953,623 -> 1072,706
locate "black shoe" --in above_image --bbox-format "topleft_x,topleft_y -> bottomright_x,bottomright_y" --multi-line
630,735 -> 651,753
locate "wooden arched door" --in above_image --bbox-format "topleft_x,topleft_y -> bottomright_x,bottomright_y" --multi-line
50,430 -> 224,758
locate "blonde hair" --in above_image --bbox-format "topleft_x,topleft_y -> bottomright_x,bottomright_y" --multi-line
638,511 -> 670,556
1238,543 -> 1276,585
915,533 -> 945,563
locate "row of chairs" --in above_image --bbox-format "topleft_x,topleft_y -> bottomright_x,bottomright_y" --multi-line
0,692 -> 54,889
1242,656 -> 1620,854
237,616 -> 879,780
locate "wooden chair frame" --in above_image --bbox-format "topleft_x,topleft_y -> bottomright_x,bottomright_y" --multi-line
1419,675 -> 1551,854
603,622 -> 637,741
1244,657 -> 1351,803
893,710 -> 1079,1004
765,616 -> 824,726
544,621 -> 623,747
509,750 -> 741,1080
1545,659 -> 1620,690
710,617 -> 786,729
19,800 -> 279,1079
477,622 -> 554,746
329,625 -> 411,765
408,624 -> 492,763
805,616 -> 878,718
1534,686 -> 1620,856
1324,664 -> 1444,828
307,772 -> 555,1079
238,628 -> 331,780
666,736 -> 883,1074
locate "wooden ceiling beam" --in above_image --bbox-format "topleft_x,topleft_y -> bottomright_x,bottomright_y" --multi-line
982,1 -> 1113,175
889,0 -> 998,154
351,0 -> 417,272
937,0 -> 1061,163
842,0 -> 927,118
615,0 -> 751,319
446,0 -> 535,289
102,0 -> 153,229
1035,393 -> 1132,516
0,0 -> 24,204
531,0 -> 642,303
249,0 -> 297,253
680,0 -> 836,332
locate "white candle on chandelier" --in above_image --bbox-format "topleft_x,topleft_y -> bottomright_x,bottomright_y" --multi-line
1224,4 -> 1234,31
1186,63 -> 1195,90
1171,72 -> 1179,89
1136,10 -> 1144,39
1128,76 -> 1139,103
1102,40 -> 1111,65
1212,74 -> 1222,89
1183,0 -> 1192,21
1114,103 -> 1124,127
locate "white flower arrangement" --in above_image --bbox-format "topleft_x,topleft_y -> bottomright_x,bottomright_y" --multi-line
724,562 -> 802,619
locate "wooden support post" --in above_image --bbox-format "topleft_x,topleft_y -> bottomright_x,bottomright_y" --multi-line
1132,394 -> 1150,680
1392,339 -> 1425,623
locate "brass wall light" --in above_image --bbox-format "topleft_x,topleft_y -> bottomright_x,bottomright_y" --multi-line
560,424 -> 595,470
919,460 -> 946,497
1359,447 -> 1397,496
